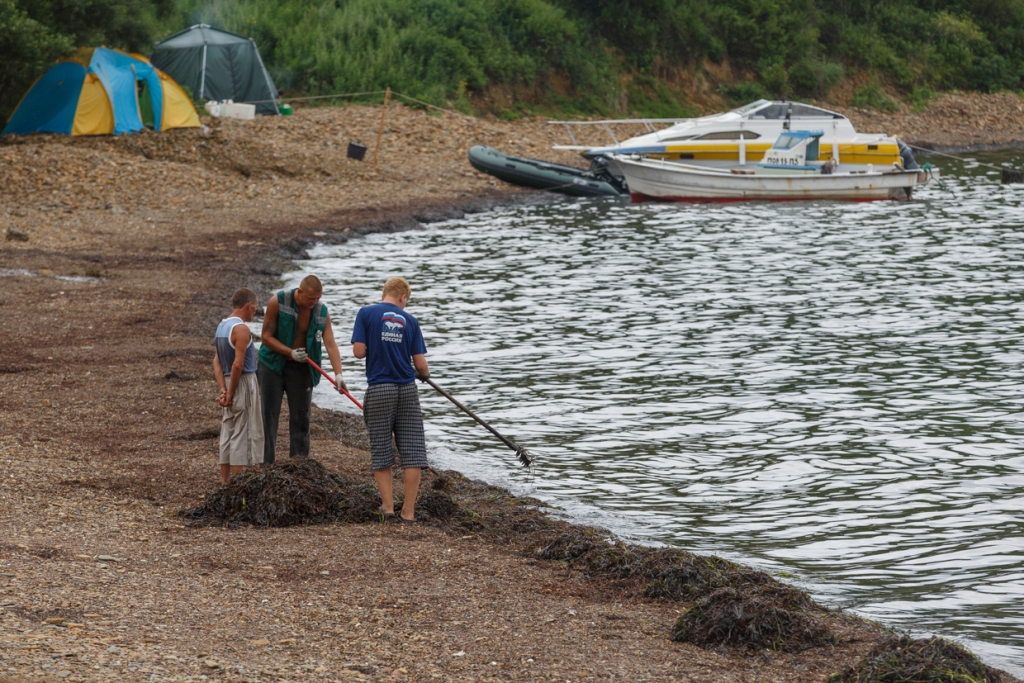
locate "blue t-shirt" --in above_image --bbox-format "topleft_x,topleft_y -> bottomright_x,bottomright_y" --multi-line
352,302 -> 427,385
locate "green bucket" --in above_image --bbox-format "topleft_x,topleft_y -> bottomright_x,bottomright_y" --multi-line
279,103 -> 293,116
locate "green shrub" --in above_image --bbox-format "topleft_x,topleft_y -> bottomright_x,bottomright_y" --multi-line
759,61 -> 790,98
172,0 -> 616,111
0,0 -> 72,120
789,57 -> 843,97
1,0 -> 174,122
911,86 -> 934,112
851,83 -> 899,112
718,81 -> 768,105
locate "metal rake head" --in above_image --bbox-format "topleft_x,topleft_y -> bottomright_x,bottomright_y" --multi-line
515,447 -> 533,468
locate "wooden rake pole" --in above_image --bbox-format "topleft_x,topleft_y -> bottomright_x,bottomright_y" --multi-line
422,377 -> 533,468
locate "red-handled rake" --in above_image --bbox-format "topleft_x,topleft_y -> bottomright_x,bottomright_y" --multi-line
307,358 -> 364,410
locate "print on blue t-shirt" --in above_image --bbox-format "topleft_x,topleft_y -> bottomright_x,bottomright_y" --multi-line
352,302 -> 427,385
381,311 -> 406,343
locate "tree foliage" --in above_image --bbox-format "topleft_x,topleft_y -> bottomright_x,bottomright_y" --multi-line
3,0 -> 1024,123
1,0 -> 174,122
172,0 -> 1024,112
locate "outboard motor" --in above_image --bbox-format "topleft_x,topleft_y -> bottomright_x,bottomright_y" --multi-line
897,139 -> 919,170
588,155 -> 613,175
587,155 -> 629,194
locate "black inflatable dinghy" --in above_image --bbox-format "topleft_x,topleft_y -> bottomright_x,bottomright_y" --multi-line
468,145 -> 626,197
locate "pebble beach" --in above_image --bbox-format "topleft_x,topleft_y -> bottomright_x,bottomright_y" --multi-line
3,94 -> 1024,683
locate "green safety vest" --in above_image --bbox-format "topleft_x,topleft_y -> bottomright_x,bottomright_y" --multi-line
257,289 -> 328,385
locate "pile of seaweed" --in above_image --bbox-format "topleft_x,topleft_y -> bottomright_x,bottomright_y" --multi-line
180,459 -> 379,527
177,461 -> 1018,671
533,529 -> 835,651
180,462 -> 838,651
829,635 -> 1009,683
672,583 -> 835,651
421,473 -> 839,652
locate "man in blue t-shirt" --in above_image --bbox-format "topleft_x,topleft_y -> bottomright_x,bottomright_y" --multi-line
352,277 -> 430,522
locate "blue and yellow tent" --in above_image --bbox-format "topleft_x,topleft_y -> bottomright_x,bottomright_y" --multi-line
3,47 -> 200,136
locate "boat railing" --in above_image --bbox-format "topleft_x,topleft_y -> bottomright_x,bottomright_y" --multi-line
548,118 -> 693,147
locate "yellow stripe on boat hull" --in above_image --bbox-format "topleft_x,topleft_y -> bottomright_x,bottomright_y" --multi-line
645,142 -> 900,166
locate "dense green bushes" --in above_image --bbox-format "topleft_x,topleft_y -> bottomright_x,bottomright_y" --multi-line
3,0 -> 1024,123
172,0 -> 620,113
1,0 -> 174,121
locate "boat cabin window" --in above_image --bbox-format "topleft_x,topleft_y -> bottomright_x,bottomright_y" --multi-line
773,134 -> 805,149
659,134 -> 696,142
695,131 -> 761,140
749,103 -> 844,120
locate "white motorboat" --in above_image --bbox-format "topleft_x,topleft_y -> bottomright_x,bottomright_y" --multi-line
552,99 -> 917,175
613,129 -> 938,202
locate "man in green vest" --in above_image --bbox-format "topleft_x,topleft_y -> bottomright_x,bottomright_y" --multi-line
258,275 -> 345,463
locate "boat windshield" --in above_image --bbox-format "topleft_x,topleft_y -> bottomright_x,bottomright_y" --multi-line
750,103 -> 845,120
730,100 -> 771,115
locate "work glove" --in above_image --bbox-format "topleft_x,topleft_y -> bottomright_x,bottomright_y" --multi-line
335,374 -> 347,391
290,348 -> 309,363
416,373 -> 430,382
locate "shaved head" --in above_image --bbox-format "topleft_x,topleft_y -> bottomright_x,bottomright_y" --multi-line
300,275 -> 323,294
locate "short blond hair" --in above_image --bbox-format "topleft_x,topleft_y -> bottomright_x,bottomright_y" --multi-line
383,277 -> 411,300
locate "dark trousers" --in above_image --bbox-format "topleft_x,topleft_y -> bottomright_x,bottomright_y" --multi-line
258,359 -> 313,464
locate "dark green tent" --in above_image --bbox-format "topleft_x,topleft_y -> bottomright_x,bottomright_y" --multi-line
151,25 -> 280,115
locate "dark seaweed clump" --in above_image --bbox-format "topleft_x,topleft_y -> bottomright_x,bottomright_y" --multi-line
534,530 -> 839,651
536,532 -> 776,601
180,459 -> 379,527
829,635 -> 1008,683
672,583 -> 835,651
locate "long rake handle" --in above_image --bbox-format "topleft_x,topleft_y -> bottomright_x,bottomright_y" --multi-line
307,359 -> 364,410
423,377 -> 526,458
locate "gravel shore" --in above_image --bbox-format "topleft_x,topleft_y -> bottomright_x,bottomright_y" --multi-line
2,95 -> 1023,683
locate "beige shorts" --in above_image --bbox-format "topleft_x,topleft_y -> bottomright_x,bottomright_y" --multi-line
220,373 -> 264,466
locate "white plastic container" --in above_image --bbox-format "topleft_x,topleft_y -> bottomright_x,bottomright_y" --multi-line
203,101 -> 256,120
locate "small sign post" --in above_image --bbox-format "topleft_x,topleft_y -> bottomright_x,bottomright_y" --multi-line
373,87 -> 391,167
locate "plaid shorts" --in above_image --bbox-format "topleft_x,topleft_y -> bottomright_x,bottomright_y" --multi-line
363,382 -> 428,471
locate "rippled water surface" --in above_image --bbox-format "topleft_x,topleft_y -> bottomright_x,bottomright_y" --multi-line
295,152 -> 1024,674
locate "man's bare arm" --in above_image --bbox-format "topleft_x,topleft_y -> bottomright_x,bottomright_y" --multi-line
353,342 -> 367,359
323,315 -> 344,375
260,296 -> 294,357
413,353 -> 429,379
212,349 -> 227,394
226,323 -> 249,403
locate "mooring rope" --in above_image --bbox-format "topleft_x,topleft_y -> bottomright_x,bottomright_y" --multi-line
903,142 -> 1007,171
904,142 -> 1024,184
233,88 -> 471,118
237,90 -> 388,105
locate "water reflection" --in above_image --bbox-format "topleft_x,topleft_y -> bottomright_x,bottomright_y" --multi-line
295,151 -> 1024,674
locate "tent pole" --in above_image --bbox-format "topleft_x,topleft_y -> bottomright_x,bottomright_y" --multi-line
372,87 -> 391,167
199,43 -> 207,100
252,39 -> 280,115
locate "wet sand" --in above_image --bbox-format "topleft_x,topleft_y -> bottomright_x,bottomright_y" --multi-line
2,99 -> 1023,683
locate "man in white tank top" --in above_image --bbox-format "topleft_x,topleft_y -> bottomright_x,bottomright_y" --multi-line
212,288 -> 264,484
